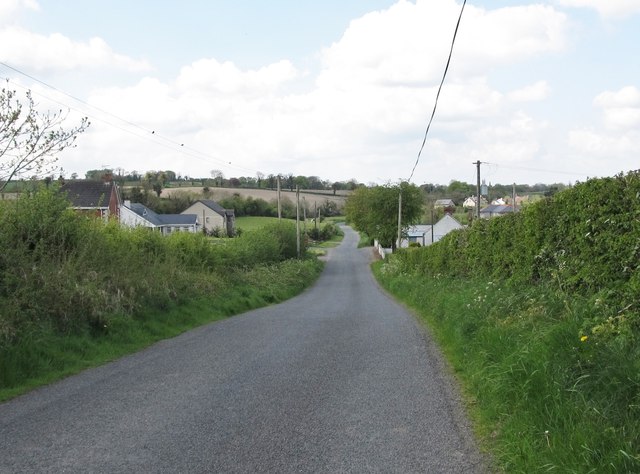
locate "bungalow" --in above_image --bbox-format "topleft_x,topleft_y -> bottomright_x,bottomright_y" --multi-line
399,215 -> 464,248
120,201 -> 198,235
60,180 -> 121,220
181,199 -> 235,236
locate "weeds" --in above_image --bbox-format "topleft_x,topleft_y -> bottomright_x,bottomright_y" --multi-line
374,265 -> 640,473
0,189 -> 321,399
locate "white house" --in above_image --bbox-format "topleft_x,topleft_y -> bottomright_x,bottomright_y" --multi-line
181,200 -> 235,236
463,196 -> 488,210
120,201 -> 198,235
399,215 -> 464,248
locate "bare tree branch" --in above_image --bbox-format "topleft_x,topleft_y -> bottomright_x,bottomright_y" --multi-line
0,85 -> 90,192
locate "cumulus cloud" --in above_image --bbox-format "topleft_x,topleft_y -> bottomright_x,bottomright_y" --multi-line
0,0 -> 39,24
318,0 -> 567,89
0,27 -> 150,72
555,0 -> 640,19
566,86 -> 640,178
59,0 -> 573,184
593,86 -> 640,130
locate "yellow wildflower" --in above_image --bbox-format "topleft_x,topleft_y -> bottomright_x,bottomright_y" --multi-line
580,335 -> 588,342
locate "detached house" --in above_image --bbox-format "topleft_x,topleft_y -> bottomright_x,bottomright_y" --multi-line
60,180 -> 121,220
399,215 -> 464,248
181,200 -> 235,236
120,201 -> 198,235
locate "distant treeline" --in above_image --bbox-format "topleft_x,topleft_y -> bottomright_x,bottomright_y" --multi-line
83,168 -> 359,193
121,187 -> 342,218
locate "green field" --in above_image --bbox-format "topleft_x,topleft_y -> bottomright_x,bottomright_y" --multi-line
235,216 -> 286,231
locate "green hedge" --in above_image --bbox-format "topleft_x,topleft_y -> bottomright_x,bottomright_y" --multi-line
396,171 -> 640,304
0,190 -> 303,344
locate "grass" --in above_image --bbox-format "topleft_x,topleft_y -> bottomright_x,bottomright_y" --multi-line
0,258 -> 324,402
235,216 -> 284,231
373,262 -> 640,473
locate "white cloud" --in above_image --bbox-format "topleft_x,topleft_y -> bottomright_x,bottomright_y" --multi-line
56,1 -> 575,184
175,58 -> 299,96
565,86 -> 640,177
0,26 -> 150,72
0,0 -> 39,24
318,1 -> 567,89
594,86 -> 640,130
555,0 -> 640,18
508,81 -> 550,102
568,128 -> 640,156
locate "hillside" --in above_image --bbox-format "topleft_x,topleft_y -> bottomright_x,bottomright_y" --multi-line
160,186 -> 348,209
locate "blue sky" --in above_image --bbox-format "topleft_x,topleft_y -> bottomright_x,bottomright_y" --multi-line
1,0 -> 639,185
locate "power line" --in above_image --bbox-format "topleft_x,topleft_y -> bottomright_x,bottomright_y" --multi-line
0,61 -> 261,175
408,0 -> 466,183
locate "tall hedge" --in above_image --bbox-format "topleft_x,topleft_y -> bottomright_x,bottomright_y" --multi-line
396,170 -> 640,304
0,190 -> 303,343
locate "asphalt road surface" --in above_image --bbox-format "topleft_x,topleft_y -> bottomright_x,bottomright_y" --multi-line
0,226 -> 485,473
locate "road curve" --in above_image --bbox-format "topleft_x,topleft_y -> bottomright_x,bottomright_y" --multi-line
0,226 -> 485,473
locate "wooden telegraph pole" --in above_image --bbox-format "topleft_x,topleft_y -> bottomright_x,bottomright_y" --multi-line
474,160 -> 482,220
296,185 -> 301,258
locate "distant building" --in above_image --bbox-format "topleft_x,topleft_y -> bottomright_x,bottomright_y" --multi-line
480,204 -> 514,219
434,198 -> 456,214
120,201 -> 198,235
463,196 -> 488,211
181,200 -> 235,236
60,180 -> 120,220
400,215 -> 464,248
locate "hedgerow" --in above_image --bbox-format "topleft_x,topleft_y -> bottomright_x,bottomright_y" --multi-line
381,170 -> 640,472
0,189 -> 305,345
396,170 -> 640,308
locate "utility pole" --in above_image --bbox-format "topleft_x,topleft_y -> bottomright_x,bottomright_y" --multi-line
296,185 -> 301,258
474,160 -> 482,220
277,175 -> 282,220
302,197 -> 307,233
512,183 -> 517,213
430,208 -> 435,245
397,191 -> 402,251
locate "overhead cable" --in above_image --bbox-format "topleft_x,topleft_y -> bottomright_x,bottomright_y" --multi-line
408,0 -> 466,182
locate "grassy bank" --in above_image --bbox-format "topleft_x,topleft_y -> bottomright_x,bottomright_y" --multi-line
371,172 -> 640,472
0,189 -> 324,401
1,258 -> 322,402
374,267 -> 640,472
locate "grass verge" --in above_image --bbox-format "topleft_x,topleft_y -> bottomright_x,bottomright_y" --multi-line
373,262 -> 640,473
0,258 -> 323,402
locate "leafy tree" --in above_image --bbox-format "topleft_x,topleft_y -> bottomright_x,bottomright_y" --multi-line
0,87 -> 89,191
210,169 -> 224,187
85,169 -> 113,181
345,182 -> 423,250
143,170 -> 168,197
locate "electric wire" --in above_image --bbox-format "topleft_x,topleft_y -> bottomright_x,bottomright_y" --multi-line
408,0 -> 466,183
0,61 -> 261,175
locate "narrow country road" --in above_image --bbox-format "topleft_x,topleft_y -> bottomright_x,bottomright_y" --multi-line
0,226 -> 484,473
